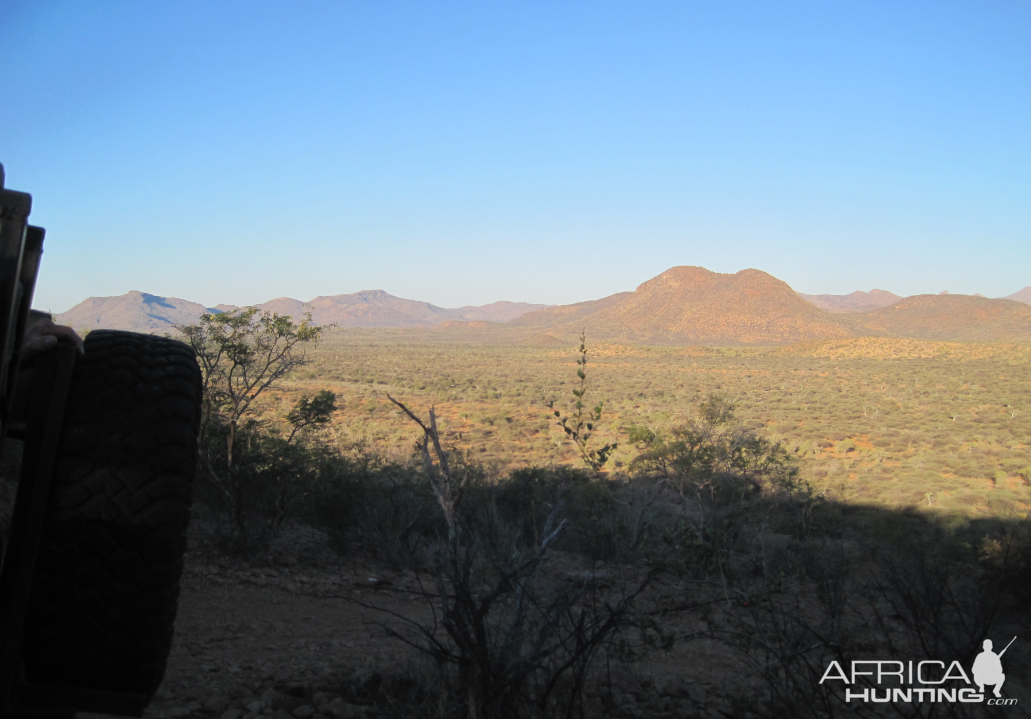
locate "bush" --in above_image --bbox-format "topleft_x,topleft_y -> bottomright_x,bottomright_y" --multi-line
303,454 -> 442,567
196,419 -> 335,553
718,513 -> 1029,718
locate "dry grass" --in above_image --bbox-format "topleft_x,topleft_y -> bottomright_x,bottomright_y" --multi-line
258,331 -> 1031,518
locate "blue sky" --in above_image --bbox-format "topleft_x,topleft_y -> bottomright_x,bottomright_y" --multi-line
2,1 -> 1029,313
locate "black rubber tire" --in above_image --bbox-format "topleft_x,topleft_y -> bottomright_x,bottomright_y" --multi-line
21,330 -> 201,698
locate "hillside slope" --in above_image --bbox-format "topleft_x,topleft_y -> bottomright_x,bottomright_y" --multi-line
847,294 -> 1031,342
56,291 -> 216,333
508,292 -> 633,329
1004,286 -> 1031,306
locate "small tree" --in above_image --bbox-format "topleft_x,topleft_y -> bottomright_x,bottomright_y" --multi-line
176,308 -> 326,535
553,331 -> 616,471
285,389 -> 338,443
630,393 -> 799,492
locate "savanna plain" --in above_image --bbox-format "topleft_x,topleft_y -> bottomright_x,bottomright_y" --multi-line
294,331 -> 1031,515
148,326 -> 1031,719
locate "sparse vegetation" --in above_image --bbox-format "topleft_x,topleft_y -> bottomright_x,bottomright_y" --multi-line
170,325 -> 1031,716
283,330 -> 1031,516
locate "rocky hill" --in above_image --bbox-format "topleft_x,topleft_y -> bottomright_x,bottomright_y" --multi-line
511,267 -> 1031,345
55,291 -> 218,333
511,266 -> 856,344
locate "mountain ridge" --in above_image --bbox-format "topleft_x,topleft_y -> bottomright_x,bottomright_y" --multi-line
510,267 -> 1031,344
52,269 -> 1031,345
797,289 -> 902,313
55,290 -> 554,333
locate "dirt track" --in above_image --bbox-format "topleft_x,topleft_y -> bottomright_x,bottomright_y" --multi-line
143,555 -> 430,718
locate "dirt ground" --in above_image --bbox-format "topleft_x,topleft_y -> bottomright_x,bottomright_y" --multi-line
133,525 -> 738,719
125,523 -> 1031,719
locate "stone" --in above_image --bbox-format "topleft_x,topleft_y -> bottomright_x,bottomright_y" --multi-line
608,667 -> 641,693
275,695 -> 307,712
246,701 -> 265,713
320,698 -> 348,718
312,692 -> 334,707
203,695 -> 229,712
166,709 -> 192,718
320,698 -> 347,718
221,710 -> 244,719
277,681 -> 310,698
685,684 -> 706,705
673,699 -> 695,717
260,689 -> 285,707
292,706 -> 316,719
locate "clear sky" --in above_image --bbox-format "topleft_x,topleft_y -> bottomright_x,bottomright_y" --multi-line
2,1 -> 1029,314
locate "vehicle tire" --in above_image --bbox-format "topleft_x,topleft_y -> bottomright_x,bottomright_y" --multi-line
20,330 -> 201,698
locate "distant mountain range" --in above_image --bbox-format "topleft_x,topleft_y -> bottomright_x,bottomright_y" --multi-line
53,270 -> 1031,345
795,289 -> 902,313
55,290 -> 553,334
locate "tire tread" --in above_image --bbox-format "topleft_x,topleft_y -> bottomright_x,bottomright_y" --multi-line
23,330 -> 201,696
